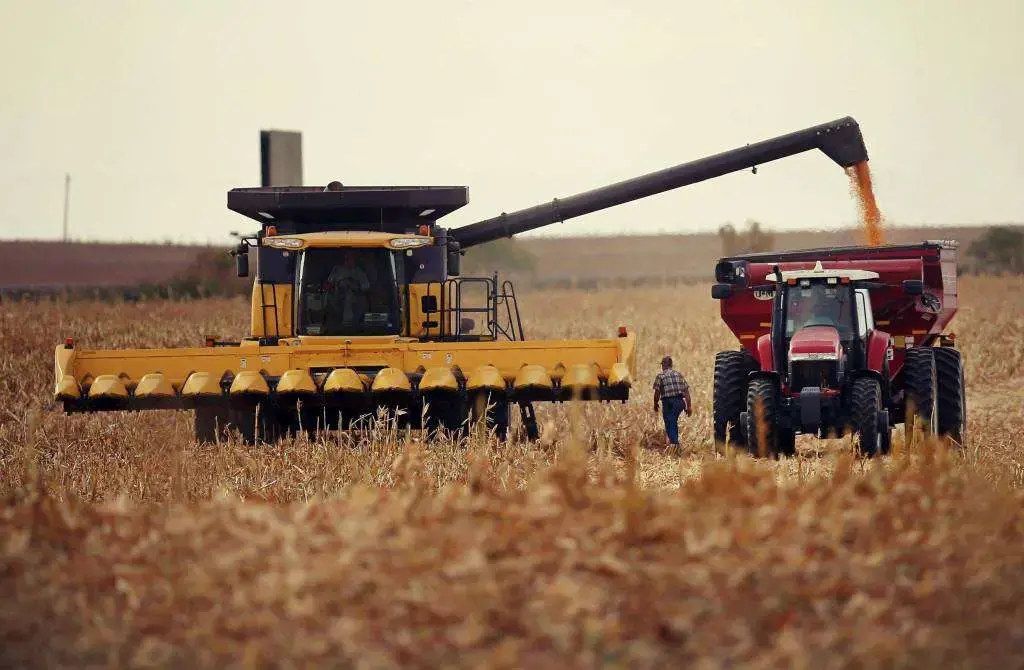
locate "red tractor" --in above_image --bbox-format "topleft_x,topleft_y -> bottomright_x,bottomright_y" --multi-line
711,241 -> 965,457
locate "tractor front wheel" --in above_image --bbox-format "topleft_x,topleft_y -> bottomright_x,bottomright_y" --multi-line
744,378 -> 779,458
852,377 -> 884,457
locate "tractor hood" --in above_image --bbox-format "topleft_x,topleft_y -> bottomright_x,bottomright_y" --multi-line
788,326 -> 842,360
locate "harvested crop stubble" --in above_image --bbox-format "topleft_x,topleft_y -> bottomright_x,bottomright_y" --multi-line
4,451 -> 1024,667
2,275 -> 1024,667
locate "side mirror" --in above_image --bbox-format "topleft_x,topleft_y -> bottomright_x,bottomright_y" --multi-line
711,283 -> 733,300
902,279 -> 924,295
235,251 -> 249,278
421,295 -> 438,313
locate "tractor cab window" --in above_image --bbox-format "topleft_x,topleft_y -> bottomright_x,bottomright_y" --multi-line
855,289 -> 874,338
295,248 -> 400,336
784,281 -> 854,340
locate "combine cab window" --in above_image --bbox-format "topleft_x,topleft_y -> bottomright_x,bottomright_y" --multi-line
295,248 -> 400,336
784,282 -> 854,340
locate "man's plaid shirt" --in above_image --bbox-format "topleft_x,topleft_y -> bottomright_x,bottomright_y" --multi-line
653,369 -> 689,398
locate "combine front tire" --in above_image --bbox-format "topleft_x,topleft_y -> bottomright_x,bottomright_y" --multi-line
852,377 -> 884,457
714,350 -> 758,446
194,405 -> 230,444
902,348 -> 938,436
744,378 -> 779,458
934,347 -> 967,447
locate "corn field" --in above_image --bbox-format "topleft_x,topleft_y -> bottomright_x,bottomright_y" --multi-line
1,275 -> 1023,668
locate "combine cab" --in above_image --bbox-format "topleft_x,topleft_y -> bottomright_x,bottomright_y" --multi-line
55,116 -> 876,444
711,241 -> 965,456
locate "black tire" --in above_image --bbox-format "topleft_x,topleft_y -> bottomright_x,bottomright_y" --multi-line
902,347 -> 938,435
714,350 -> 759,445
194,404 -> 230,443
934,347 -> 966,447
423,393 -> 469,438
229,401 -> 284,445
744,378 -> 778,458
852,377 -> 883,457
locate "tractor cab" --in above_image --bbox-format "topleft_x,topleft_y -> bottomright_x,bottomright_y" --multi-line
768,261 -> 881,394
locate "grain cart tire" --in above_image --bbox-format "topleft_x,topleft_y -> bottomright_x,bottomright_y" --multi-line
852,377 -> 884,457
902,347 -> 938,436
744,378 -> 779,458
714,350 -> 758,446
933,347 -> 966,448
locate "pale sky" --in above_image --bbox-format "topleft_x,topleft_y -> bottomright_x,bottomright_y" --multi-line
2,0 -> 1022,244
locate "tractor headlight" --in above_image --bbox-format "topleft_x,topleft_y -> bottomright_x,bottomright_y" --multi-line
263,237 -> 305,250
388,237 -> 431,250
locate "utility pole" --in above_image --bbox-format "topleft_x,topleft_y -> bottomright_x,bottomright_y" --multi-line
62,174 -> 71,242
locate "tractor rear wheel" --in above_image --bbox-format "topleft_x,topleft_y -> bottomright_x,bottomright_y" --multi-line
714,350 -> 758,446
744,378 -> 779,458
902,347 -> 938,436
852,377 -> 884,457
934,346 -> 966,447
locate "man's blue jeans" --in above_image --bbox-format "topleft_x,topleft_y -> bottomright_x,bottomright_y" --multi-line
661,396 -> 684,445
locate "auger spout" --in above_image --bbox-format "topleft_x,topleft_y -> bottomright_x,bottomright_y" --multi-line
450,116 -> 868,249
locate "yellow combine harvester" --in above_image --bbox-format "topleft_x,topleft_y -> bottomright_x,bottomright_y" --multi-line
54,116 -> 871,444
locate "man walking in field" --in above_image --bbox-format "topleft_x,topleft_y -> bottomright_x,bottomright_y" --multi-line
653,355 -> 692,449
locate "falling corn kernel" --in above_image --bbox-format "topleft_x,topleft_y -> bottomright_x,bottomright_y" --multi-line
846,161 -> 885,246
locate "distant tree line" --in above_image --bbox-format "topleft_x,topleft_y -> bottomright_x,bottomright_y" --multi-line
718,219 -> 775,256
965,226 -> 1024,274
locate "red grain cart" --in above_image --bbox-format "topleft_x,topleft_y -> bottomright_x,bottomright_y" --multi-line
710,240 -> 964,457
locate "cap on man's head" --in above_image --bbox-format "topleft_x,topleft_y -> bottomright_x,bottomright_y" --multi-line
661,355 -> 673,368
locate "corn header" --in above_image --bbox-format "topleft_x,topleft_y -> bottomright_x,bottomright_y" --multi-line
55,116 -> 872,443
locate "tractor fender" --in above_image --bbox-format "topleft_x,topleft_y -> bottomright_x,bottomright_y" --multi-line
864,331 -> 892,374
756,334 -> 774,372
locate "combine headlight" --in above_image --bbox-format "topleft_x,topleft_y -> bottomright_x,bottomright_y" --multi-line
388,237 -> 430,250
263,237 -> 305,250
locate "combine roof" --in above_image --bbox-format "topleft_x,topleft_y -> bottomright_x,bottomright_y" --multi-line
227,185 -> 469,234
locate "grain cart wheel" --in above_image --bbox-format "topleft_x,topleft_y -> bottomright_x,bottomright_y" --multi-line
933,347 -> 967,448
714,350 -> 759,446
902,347 -> 938,439
852,377 -> 884,457
744,378 -> 779,458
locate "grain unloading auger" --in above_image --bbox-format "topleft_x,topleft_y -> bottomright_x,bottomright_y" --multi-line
55,116 -> 871,444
